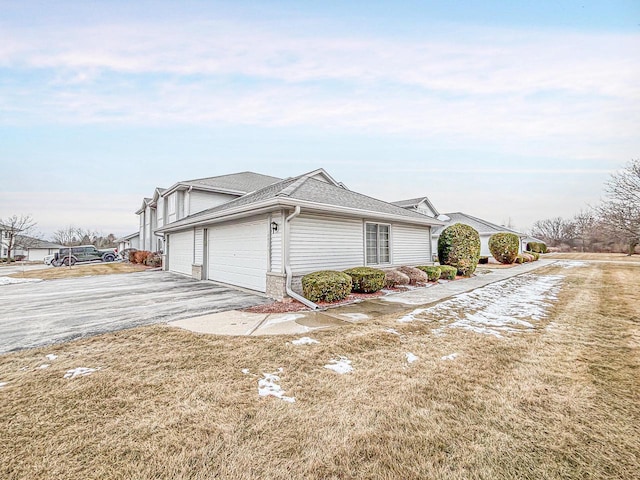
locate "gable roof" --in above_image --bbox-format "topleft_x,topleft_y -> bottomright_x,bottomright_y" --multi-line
166,171 -> 282,196
15,235 -> 64,249
392,196 -> 440,217
158,172 -> 444,232
432,212 -> 526,236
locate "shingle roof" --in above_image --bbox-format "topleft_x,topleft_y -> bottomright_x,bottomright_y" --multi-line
432,212 -> 525,236
391,197 -> 429,208
162,173 -> 441,230
16,235 -> 64,249
182,171 -> 282,193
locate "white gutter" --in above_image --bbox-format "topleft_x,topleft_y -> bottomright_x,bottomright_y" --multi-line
284,206 -> 319,310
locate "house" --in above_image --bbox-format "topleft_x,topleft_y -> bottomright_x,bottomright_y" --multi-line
392,198 -> 528,257
136,172 -> 282,252
116,232 -> 140,253
23,238 -> 65,262
149,169 -> 443,300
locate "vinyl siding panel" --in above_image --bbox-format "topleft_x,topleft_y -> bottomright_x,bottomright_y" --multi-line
392,224 -> 432,265
270,211 -> 284,273
194,227 -> 204,264
189,191 -> 238,216
289,214 -> 363,274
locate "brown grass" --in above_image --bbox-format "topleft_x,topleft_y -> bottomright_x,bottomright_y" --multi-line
1,263 -> 638,479
546,252 -> 640,262
7,262 -> 151,280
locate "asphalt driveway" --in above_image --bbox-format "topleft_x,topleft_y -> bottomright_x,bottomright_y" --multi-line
0,270 -> 268,353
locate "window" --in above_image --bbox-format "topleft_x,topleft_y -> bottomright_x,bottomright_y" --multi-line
366,223 -> 390,265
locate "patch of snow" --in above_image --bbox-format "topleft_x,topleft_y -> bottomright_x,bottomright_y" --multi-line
340,313 -> 370,321
554,260 -> 588,269
383,328 -> 400,335
258,371 -> 295,403
241,368 -> 250,374
265,313 -> 306,326
324,356 -> 353,374
38,364 -> 50,369
291,337 -> 319,345
441,353 -> 459,361
406,352 -> 418,363
398,273 -> 564,338
63,367 -> 98,379
45,354 -> 58,361
0,382 -> 7,388
0,276 -> 43,286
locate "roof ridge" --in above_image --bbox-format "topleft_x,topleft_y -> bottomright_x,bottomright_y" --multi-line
276,174 -> 312,197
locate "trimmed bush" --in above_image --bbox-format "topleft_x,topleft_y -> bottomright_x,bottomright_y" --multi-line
344,267 -> 385,293
437,223 -> 481,277
439,265 -> 457,280
527,242 -> 548,254
383,269 -> 410,288
302,270 -> 352,302
515,255 -> 525,264
488,232 -> 520,264
416,266 -> 441,282
398,266 -> 429,285
478,256 -> 489,264
530,252 -> 540,261
521,252 -> 534,262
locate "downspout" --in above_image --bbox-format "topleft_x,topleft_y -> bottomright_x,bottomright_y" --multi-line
284,206 -> 319,310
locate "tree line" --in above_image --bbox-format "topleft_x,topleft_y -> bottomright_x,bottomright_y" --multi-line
531,159 -> 640,255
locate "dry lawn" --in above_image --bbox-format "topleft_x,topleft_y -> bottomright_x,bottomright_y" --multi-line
1,262 -> 639,479
546,252 -> 640,263
7,262 -> 150,280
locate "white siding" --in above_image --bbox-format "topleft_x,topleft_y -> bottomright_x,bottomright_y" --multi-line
167,193 -> 177,223
189,191 -> 237,215
157,198 -> 164,227
392,224 -> 432,265
167,230 -> 194,275
194,227 -> 204,265
144,206 -> 152,251
416,202 -> 436,217
270,211 -> 283,273
28,248 -> 54,262
289,214 -> 363,274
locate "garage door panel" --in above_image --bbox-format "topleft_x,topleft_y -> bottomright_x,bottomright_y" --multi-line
208,218 -> 268,292
168,231 -> 193,275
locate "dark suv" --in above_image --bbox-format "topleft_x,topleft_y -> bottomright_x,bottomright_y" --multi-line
52,245 -> 118,267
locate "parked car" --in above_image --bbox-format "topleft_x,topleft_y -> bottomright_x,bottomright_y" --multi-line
43,254 -> 55,265
51,245 -> 118,267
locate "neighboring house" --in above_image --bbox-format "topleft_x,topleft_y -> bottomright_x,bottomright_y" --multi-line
23,238 -> 65,262
153,169 -> 443,299
392,198 -> 528,257
0,225 -> 28,259
116,232 -> 140,253
136,172 -> 282,252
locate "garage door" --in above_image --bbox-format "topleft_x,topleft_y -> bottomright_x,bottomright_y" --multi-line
208,217 -> 268,292
168,230 -> 194,275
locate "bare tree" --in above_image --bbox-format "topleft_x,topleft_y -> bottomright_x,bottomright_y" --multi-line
531,217 -> 575,247
52,226 -> 117,248
0,215 -> 37,260
572,209 -> 596,252
597,159 -> 640,255
53,226 -> 82,246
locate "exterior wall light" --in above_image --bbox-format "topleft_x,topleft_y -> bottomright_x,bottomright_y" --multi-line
271,221 -> 279,233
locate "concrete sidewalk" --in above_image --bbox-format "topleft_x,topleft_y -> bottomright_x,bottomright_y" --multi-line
168,259 -> 557,337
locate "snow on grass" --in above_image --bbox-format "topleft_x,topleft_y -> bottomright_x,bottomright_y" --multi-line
63,367 -> 98,379
45,354 -> 58,361
398,273 -> 564,338
554,260 -> 588,269
241,368 -> 250,374
324,357 -> 353,374
441,353 -> 459,361
0,276 -> 43,286
258,371 -> 295,403
383,328 -> 400,335
291,337 -> 319,345
0,382 -> 7,388
38,364 -> 50,369
406,352 -> 418,364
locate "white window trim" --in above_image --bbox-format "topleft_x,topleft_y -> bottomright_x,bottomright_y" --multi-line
364,222 -> 392,266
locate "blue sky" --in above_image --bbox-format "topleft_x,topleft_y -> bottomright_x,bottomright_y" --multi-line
1,1 -> 639,238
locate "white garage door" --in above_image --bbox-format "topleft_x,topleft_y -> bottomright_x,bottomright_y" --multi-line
168,230 -> 194,275
208,217 -> 268,292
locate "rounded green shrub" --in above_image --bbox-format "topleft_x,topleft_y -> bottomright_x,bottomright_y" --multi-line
437,223 -> 481,277
439,265 -> 457,280
344,267 -> 385,293
489,232 -> 520,264
383,269 -> 410,288
416,266 -> 441,282
302,270 -> 352,302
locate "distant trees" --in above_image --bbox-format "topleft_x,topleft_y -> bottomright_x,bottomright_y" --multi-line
0,214 -> 37,260
530,159 -> 640,254
52,226 -> 118,248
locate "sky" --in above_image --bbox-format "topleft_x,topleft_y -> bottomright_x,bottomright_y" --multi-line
1,0 -> 639,239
